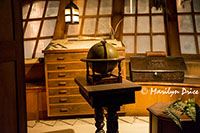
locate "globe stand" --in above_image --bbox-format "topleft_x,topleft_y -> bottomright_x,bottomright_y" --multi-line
81,57 -> 125,85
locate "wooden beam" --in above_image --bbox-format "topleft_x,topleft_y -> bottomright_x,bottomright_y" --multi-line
164,0 -> 181,56
53,0 -> 70,40
112,0 -> 124,40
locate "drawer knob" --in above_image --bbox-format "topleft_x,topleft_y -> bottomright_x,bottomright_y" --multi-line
59,98 -> 68,103
58,82 -> 66,86
60,108 -> 68,112
58,73 -> 66,77
154,72 -> 158,76
57,57 -> 64,60
57,65 -> 66,69
59,90 -> 67,94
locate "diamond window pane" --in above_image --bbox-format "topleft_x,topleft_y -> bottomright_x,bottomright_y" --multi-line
83,18 -> 96,34
180,35 -> 196,54
137,35 -> 150,53
45,1 -> 60,17
24,40 -> 35,59
178,15 -> 194,33
30,1 -> 45,18
137,16 -> 149,33
68,19 -> 82,35
85,0 -> 98,15
138,0 -> 149,14
151,7 -> 162,13
152,35 -> 166,51
74,0 -> 84,16
97,17 -> 110,34
99,0 -> 112,15
22,4 -> 30,19
40,19 -> 57,37
177,0 -> 191,13
193,0 -> 200,12
35,39 -> 51,58
152,16 -> 164,33
24,21 -> 41,38
195,15 -> 200,33
122,36 -> 134,53
123,16 -> 135,33
124,0 -> 136,14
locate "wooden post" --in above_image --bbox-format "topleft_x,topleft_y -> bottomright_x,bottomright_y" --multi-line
53,0 -> 70,40
164,0 -> 181,56
112,0 -> 124,40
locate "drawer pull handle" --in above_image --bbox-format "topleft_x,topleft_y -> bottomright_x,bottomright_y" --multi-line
57,65 -> 66,69
59,98 -> 68,103
60,108 -> 68,112
58,82 -> 66,86
58,73 -> 66,77
57,57 -> 64,60
59,90 -> 67,94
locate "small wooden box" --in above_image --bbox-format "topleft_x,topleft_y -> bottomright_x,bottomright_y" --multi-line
129,56 -> 186,82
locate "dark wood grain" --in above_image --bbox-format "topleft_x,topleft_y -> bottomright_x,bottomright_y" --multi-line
75,77 -> 141,133
0,0 -> 27,132
148,102 -> 200,133
75,77 -> 141,95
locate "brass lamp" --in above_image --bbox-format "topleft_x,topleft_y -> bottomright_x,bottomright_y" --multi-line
65,0 -> 79,24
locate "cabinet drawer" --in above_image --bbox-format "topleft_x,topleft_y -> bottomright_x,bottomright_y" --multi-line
45,53 -> 87,62
48,70 -> 86,79
47,62 -> 86,71
49,95 -> 86,104
49,88 -> 79,96
48,80 -> 76,87
49,104 -> 93,116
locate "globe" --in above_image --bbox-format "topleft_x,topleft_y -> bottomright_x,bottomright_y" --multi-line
87,41 -> 119,74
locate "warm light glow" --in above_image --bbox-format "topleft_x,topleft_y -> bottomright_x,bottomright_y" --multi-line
73,16 -> 79,22
65,16 -> 71,22
65,1 -> 79,24
65,9 -> 71,15
72,8 -> 79,15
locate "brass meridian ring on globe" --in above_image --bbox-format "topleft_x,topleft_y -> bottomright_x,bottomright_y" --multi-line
81,57 -> 125,74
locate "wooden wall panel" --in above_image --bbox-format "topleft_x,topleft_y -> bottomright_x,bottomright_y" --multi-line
26,84 -> 47,120
125,85 -> 200,116
0,0 -> 13,40
26,90 -> 39,120
0,0 -> 27,132
0,62 -> 18,133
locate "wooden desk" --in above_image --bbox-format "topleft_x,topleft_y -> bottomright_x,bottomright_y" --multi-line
147,103 -> 200,133
75,77 -> 141,133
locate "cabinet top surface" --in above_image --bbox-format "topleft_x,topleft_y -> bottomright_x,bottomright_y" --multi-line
43,39 -> 124,53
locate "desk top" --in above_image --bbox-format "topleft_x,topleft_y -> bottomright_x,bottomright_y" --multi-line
74,77 -> 141,96
147,103 -> 192,122
74,77 -> 141,107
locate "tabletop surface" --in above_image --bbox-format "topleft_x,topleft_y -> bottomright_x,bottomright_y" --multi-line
74,77 -> 141,96
147,102 -> 192,122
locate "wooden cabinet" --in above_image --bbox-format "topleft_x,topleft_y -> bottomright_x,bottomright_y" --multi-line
43,40 -> 126,117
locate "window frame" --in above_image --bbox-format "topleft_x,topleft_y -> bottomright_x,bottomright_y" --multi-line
23,0 -> 59,58
121,0 -> 168,56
